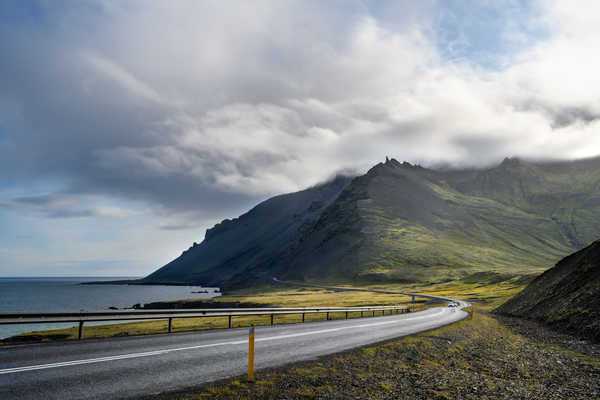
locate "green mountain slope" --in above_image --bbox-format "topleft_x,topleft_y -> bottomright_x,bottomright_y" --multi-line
273,157 -> 600,284
496,240 -> 600,342
144,156 -> 600,288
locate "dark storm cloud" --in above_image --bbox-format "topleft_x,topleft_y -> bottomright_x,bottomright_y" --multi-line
2,0 -> 600,225
2,193 -> 137,219
512,98 -> 600,130
550,107 -> 600,129
14,195 -> 62,206
158,221 -> 207,231
0,1 -> 385,216
0,2 -> 275,214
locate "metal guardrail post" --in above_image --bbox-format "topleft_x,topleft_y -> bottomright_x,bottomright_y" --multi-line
345,311 -> 348,319
326,312 -> 330,321
78,321 -> 84,340
302,313 -> 305,323
168,318 -> 173,333
361,311 -> 364,318
270,314 -> 274,326
228,315 -> 232,328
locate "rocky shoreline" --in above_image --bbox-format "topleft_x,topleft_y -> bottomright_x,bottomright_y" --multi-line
135,300 -> 265,310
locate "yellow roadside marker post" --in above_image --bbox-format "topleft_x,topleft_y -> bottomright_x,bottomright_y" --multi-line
248,326 -> 255,382
466,306 -> 474,320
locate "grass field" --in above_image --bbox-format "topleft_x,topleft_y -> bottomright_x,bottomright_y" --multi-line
2,272 -> 530,343
1,288 -> 419,343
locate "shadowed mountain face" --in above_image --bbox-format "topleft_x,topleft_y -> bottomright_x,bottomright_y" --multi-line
144,157 -> 600,288
144,175 -> 353,285
496,240 -> 600,342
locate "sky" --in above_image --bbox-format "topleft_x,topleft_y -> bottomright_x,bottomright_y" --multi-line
1,0 -> 600,276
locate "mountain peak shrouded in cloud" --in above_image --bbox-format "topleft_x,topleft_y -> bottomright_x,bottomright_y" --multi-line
2,1 -> 600,275
143,156 -> 600,288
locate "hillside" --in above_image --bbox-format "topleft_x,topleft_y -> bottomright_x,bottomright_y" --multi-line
496,240 -> 600,342
269,157 -> 600,284
144,156 -> 600,288
144,175 -> 352,285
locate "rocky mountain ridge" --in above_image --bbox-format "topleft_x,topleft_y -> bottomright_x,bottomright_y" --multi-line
144,156 -> 600,288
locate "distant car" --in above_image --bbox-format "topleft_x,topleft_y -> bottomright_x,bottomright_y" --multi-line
447,302 -> 459,308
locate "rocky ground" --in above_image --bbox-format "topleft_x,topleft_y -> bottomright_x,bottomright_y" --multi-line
145,310 -> 600,400
495,239 -> 600,344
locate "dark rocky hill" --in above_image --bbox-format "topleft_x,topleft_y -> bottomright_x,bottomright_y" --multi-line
144,156 -> 600,288
496,240 -> 600,342
144,175 -> 352,285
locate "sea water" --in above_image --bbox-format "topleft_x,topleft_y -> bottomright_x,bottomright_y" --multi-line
0,277 -> 220,339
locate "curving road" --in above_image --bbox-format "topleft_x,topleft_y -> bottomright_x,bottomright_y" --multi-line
0,305 -> 468,399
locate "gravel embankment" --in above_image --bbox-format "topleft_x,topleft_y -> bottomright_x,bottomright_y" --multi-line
145,310 -> 600,399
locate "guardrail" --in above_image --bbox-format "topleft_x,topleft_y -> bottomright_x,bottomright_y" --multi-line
0,305 -> 409,340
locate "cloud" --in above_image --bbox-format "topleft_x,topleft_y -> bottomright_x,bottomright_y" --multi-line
1,0 -> 600,220
4,194 -> 139,219
159,221 -> 207,231
4,0 -> 600,275
83,52 -> 163,104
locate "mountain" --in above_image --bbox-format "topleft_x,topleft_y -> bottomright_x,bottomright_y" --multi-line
144,175 -> 352,285
144,156 -> 600,288
496,240 -> 600,342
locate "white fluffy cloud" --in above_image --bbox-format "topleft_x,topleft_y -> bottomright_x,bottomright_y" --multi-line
79,0 -> 600,198
2,0 -> 600,274
4,1 -> 600,206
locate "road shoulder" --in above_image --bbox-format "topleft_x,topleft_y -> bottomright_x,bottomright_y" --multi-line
142,309 -> 600,400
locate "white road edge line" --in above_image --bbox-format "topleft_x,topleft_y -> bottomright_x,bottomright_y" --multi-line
0,308 -> 458,375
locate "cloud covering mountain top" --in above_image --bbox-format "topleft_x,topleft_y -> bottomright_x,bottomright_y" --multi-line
1,0 -> 600,275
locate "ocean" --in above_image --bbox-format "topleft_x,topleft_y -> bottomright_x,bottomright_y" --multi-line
0,277 -> 220,339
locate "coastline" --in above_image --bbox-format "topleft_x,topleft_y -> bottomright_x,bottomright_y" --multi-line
0,278 -> 222,340
81,279 -> 208,287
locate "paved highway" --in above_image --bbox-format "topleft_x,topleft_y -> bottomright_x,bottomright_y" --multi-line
0,307 -> 468,399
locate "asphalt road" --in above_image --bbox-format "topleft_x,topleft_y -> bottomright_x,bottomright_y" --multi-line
0,307 -> 468,399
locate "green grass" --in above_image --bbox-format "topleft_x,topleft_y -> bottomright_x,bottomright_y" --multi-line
277,159 -> 600,287
356,195 -> 568,282
2,288 -> 418,342
3,274 -> 529,343
4,310 -> 408,343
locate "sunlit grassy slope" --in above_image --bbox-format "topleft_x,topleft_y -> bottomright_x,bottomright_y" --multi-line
144,156 -> 600,288
4,272 -> 528,342
273,157 -> 600,285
